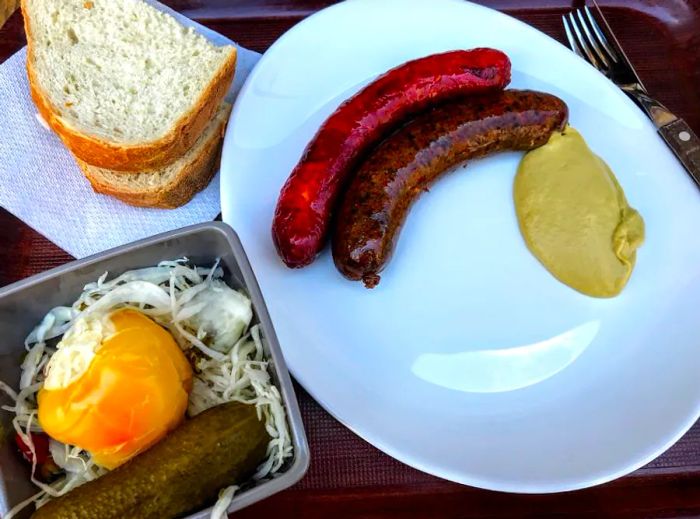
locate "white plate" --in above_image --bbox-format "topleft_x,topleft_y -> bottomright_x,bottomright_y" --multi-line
221,0 -> 700,492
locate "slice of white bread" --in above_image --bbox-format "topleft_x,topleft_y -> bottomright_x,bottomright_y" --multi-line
22,0 -> 236,172
77,102 -> 231,208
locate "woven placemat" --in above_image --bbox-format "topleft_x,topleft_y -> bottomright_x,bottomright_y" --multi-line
1,1 -> 700,499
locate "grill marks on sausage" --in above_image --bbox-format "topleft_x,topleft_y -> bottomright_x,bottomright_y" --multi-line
332,90 -> 569,288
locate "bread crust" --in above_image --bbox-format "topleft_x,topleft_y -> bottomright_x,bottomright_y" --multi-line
22,0 -> 236,172
77,107 -> 227,208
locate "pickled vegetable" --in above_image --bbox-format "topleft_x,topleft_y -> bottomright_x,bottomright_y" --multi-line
32,402 -> 269,519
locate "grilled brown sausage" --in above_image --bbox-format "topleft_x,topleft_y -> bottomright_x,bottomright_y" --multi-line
272,49 -> 511,268
332,89 -> 568,288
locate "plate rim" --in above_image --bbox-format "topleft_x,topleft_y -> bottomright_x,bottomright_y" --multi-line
221,0 -> 700,493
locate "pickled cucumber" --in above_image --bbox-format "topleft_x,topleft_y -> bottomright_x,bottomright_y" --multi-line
32,402 -> 269,519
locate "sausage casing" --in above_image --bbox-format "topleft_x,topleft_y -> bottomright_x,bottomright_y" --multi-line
272,49 -> 511,268
332,89 -> 569,288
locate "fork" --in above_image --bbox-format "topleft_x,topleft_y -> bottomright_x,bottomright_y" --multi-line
562,3 -> 700,187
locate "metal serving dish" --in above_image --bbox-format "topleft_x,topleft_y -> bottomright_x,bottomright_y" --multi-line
0,222 -> 309,518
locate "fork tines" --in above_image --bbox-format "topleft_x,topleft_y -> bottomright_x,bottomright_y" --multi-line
562,6 -> 619,70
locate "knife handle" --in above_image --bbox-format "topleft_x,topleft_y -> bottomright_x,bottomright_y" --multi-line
657,119 -> 700,188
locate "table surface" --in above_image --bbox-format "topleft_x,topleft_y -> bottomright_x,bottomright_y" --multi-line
2,1 -> 700,517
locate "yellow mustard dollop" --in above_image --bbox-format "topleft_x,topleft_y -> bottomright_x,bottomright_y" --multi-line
514,126 -> 644,298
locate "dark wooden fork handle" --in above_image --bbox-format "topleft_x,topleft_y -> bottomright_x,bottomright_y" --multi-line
659,119 -> 700,189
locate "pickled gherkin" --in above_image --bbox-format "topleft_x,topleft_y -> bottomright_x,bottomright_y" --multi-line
32,402 -> 269,519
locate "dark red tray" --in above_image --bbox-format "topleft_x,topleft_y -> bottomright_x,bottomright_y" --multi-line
1,2 -> 700,517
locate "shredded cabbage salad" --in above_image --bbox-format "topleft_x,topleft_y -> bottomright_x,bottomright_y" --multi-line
0,259 -> 293,519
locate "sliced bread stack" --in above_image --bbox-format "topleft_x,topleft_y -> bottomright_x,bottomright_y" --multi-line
22,0 -> 237,208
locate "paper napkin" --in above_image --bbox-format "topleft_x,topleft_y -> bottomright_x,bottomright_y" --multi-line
0,2 -> 260,259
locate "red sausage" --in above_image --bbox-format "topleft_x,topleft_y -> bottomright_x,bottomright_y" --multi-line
272,48 -> 512,268
16,432 -> 50,465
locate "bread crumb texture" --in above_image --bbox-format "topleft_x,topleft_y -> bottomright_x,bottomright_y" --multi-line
26,0 -> 232,143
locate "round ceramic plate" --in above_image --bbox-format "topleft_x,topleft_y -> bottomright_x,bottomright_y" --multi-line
221,0 -> 700,492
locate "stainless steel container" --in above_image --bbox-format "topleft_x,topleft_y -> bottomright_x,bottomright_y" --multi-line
0,222 -> 309,518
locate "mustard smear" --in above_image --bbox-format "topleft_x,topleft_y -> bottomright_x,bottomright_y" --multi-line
514,127 -> 644,298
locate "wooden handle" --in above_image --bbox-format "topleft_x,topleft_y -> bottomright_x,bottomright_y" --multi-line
658,119 -> 700,189
0,0 -> 19,30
